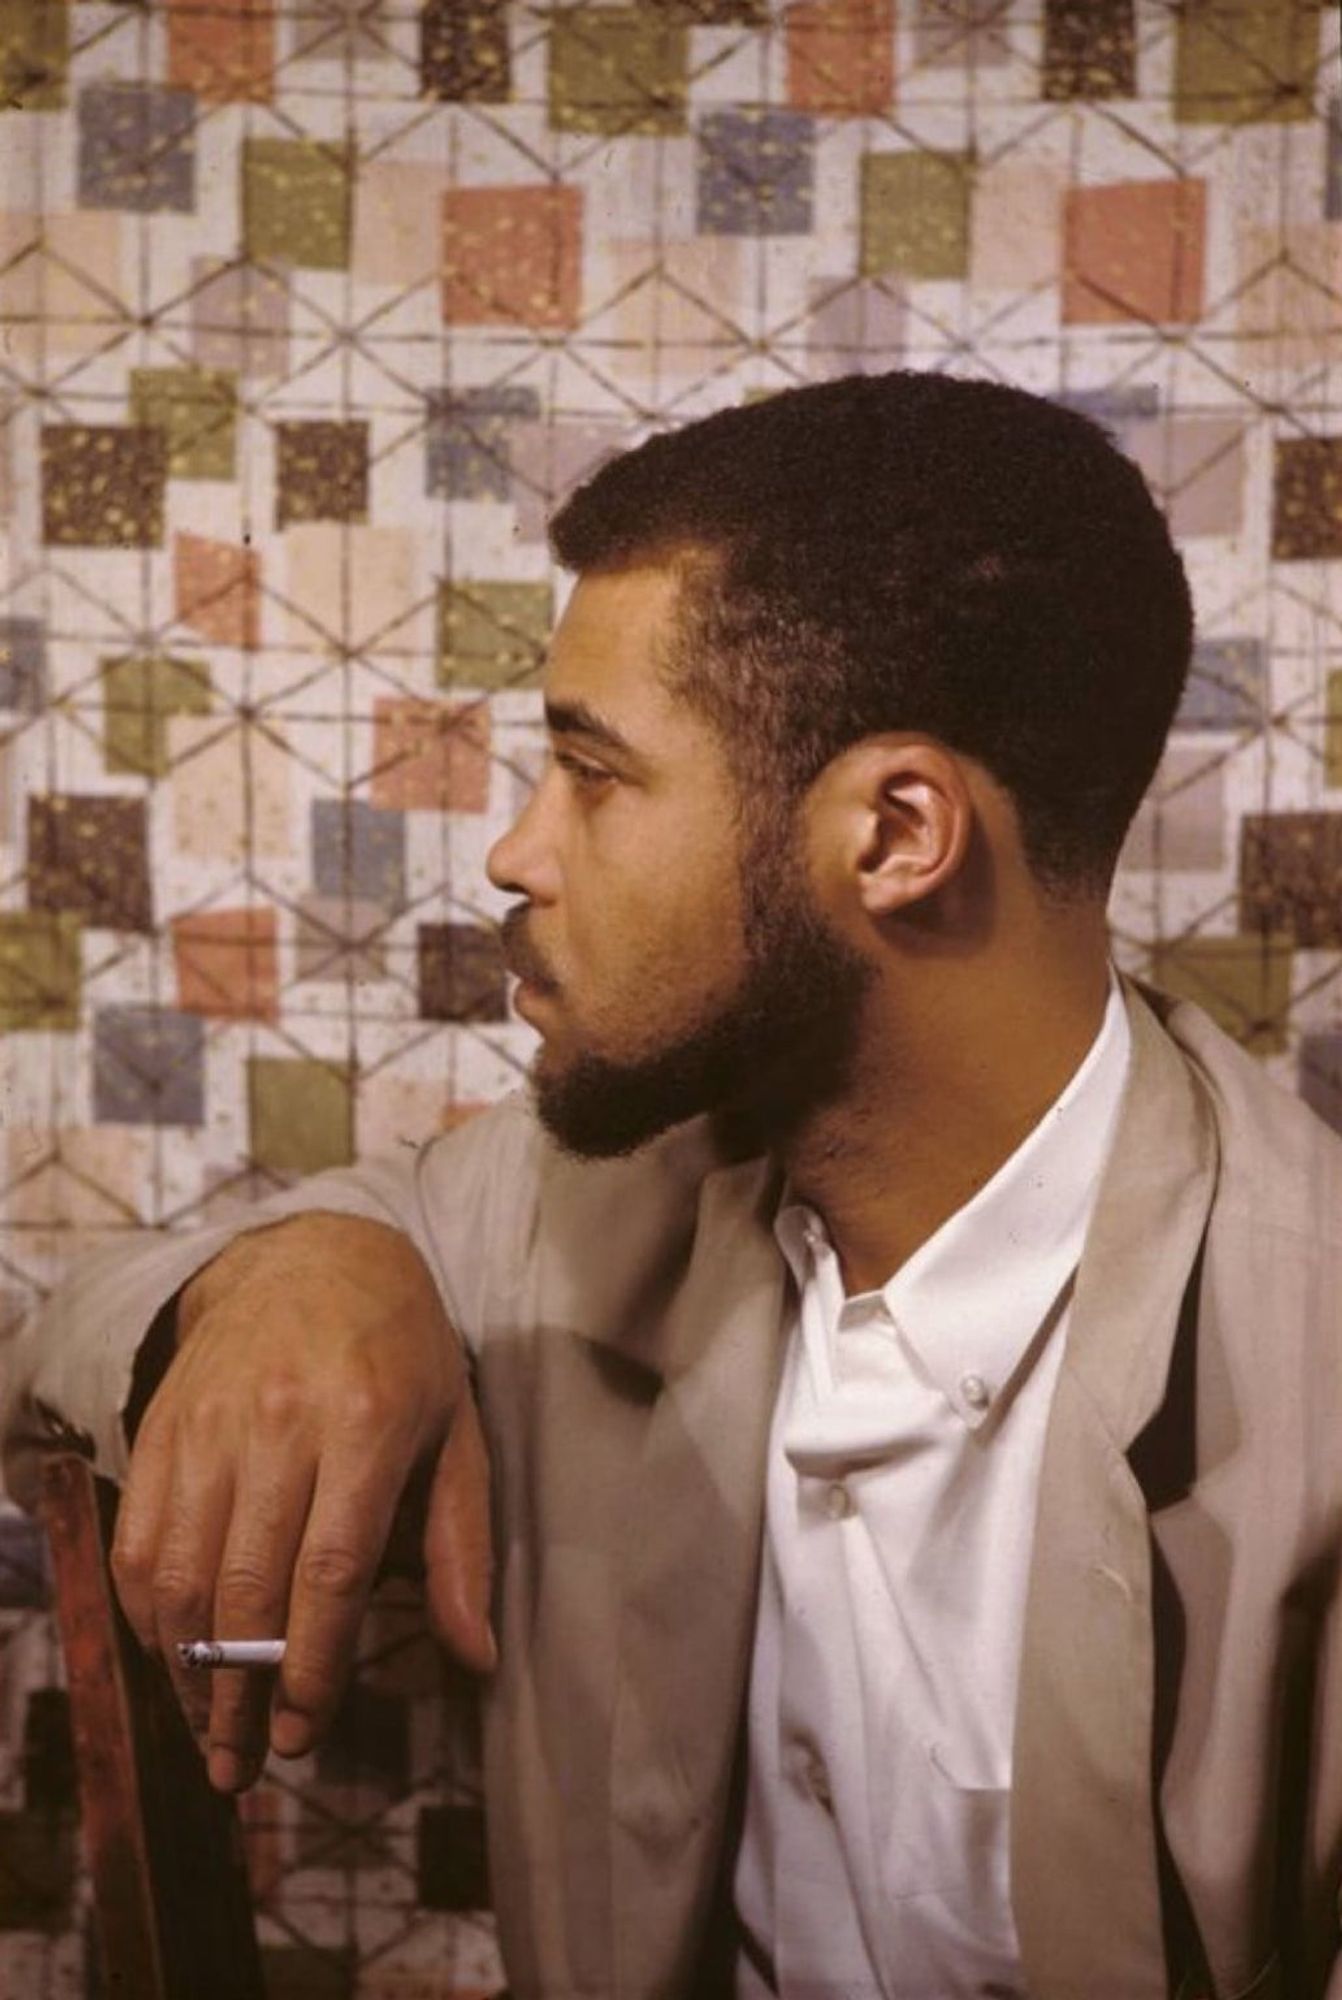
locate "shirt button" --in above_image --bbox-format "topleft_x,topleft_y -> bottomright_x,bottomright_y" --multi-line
960,1372 -> 992,1411
825,1481 -> 853,1520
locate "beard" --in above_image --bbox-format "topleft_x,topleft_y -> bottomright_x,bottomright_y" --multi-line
505,822 -> 873,1161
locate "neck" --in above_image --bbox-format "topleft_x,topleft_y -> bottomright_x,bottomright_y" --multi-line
781,914 -> 1113,1296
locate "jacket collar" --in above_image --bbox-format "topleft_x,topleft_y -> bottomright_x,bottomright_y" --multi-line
1011,973 -> 1220,1994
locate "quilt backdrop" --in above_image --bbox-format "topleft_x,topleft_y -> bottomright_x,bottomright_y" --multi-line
0,1 -> 1339,1993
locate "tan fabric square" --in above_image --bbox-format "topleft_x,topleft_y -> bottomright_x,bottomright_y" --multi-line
283,524 -> 426,657
168,716 -> 293,859
970,162 -> 1065,291
1237,223 -> 1342,379
4,1128 -> 149,1228
0,211 -> 127,362
352,161 -> 448,288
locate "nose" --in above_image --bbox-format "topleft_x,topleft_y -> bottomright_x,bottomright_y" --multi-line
486,770 -> 560,903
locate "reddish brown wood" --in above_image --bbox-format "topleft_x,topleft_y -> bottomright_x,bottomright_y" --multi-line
38,1451 -> 266,2000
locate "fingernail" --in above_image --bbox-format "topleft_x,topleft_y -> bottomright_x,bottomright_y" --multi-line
208,1746 -> 255,1792
270,1710 -> 310,1758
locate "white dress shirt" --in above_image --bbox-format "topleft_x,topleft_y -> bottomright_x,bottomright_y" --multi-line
734,974 -> 1132,1999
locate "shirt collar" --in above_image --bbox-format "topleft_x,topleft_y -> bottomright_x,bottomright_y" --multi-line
775,966 -> 1133,1430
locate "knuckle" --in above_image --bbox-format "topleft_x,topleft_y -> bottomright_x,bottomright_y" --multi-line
332,1378 -> 388,1435
296,1542 -> 368,1600
179,1391 -> 232,1445
109,1532 -> 151,1594
252,1373 -> 305,1432
152,1566 -> 210,1628
216,1558 -> 282,1610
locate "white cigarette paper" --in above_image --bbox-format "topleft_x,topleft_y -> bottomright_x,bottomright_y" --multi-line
177,1639 -> 286,1668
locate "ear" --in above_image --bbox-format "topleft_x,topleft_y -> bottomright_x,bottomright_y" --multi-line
816,737 -> 975,922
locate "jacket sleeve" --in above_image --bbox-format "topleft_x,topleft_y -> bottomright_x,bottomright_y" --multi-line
1,1094 -> 542,1498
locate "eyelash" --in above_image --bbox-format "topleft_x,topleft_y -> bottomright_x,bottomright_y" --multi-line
554,750 -> 613,791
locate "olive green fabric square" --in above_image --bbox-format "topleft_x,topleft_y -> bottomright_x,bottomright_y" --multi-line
242,138 -> 352,270
0,0 -> 69,110
550,8 -> 688,136
860,152 -> 972,280
248,1056 -> 354,1174
1150,936 -> 1294,1056
129,368 -> 237,480
1327,671 -> 1342,790
41,426 -> 167,548
1174,0 -> 1321,125
0,912 -> 81,1031
437,581 -> 551,690
102,654 -> 211,777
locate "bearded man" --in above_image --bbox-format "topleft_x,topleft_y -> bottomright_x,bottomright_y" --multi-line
7,372 -> 1342,1998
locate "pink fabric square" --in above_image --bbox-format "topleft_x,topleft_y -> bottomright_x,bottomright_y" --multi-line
371,698 -> 491,812
1063,179 -> 1207,325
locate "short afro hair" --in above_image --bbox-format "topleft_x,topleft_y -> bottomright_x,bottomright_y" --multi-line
550,371 -> 1194,900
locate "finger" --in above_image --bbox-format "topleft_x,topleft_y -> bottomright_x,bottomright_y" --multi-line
204,1414 -> 317,1793
109,1397 -> 179,1655
268,1445 -> 404,1760
148,1417 -> 237,1740
423,1394 -> 496,1674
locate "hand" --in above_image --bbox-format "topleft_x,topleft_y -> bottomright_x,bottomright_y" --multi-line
109,1212 -> 495,1793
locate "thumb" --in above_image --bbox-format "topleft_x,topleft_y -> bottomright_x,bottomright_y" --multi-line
423,1389 -> 497,1674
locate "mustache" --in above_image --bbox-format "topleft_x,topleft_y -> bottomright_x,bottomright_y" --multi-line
499,906 -> 559,993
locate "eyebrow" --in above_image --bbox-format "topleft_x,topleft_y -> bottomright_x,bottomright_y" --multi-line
544,697 -> 642,764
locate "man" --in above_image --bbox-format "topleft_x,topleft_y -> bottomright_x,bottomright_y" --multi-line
6,372 -> 1342,1997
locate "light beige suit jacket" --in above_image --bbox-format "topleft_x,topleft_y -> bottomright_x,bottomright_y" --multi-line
6,976 -> 1342,1999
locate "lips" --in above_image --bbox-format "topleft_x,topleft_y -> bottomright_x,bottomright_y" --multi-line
500,907 -> 559,995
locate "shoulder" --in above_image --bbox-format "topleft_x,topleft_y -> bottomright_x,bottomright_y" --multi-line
1128,975 -> 1342,1254
414,1090 -> 753,1268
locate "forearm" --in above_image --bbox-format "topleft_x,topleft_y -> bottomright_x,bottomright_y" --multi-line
2,1149 -> 446,1500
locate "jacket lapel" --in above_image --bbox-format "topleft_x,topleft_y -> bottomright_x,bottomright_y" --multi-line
1012,978 -> 1220,1993
609,1153 -> 788,1998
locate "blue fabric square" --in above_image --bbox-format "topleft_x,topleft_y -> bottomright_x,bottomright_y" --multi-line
93,1005 -> 205,1126
425,386 -> 541,501
698,111 -> 815,236
0,619 -> 45,712
1054,386 -> 1160,426
312,798 -> 406,908
78,84 -> 197,214
1176,637 -> 1266,731
0,1509 -> 49,1610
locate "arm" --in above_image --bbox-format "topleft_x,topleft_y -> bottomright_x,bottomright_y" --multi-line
4,1101 -> 538,1792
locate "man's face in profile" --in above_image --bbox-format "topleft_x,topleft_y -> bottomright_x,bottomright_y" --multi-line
487,564 -> 870,1157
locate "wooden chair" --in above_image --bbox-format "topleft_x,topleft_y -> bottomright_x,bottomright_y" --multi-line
37,1449 -> 266,1999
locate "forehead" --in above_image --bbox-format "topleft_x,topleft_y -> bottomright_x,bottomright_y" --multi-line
544,565 -> 686,717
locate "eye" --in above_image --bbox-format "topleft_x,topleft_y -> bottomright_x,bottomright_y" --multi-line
554,749 -> 614,792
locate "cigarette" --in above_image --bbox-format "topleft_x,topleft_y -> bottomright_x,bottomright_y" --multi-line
177,1639 -> 286,1669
